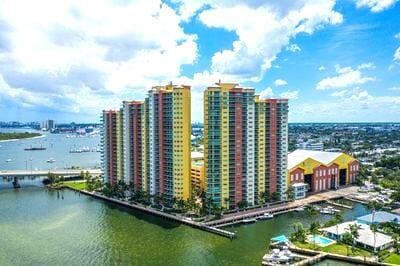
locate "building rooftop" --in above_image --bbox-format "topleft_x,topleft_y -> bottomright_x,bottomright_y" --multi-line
357,211 -> 400,224
191,151 -> 204,160
288,149 -> 343,170
322,221 -> 393,249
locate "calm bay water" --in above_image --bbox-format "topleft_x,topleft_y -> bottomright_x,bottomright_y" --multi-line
0,187 -> 369,265
0,128 -> 100,170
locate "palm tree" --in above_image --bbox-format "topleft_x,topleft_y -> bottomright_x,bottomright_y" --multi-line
309,222 -> 321,249
370,223 -> 378,255
348,223 -> 361,253
290,222 -> 307,243
367,200 -> 382,224
305,205 -> 318,217
392,233 -> 400,254
342,232 -> 353,255
333,213 -> 344,240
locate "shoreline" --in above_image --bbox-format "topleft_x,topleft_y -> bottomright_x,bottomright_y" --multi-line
0,134 -> 46,143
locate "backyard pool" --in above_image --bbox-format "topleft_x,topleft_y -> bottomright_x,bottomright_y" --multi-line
308,235 -> 336,247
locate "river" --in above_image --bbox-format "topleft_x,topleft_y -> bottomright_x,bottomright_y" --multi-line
0,187 -> 370,265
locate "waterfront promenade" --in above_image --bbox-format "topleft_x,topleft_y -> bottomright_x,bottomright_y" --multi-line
65,185 -> 359,238
206,186 -> 359,227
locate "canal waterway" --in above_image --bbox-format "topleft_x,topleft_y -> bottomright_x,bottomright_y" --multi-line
0,187 -> 370,265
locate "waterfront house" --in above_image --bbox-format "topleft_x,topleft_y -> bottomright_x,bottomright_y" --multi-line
357,211 -> 400,225
321,221 -> 393,252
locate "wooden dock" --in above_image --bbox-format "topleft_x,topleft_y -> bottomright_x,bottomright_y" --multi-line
326,200 -> 353,209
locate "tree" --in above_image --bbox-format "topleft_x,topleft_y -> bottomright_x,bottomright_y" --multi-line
334,213 -> 344,240
370,223 -> 378,255
392,233 -> 400,253
290,222 -> 307,243
305,205 -> 318,217
367,200 -> 383,224
348,223 -> 361,253
271,192 -> 279,202
237,200 -> 248,210
309,222 -> 321,249
285,187 -> 295,202
342,232 -> 353,256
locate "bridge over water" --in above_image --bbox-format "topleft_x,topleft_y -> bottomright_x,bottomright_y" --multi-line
0,169 -> 101,188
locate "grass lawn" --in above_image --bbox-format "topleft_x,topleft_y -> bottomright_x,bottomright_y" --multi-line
61,181 -> 87,191
294,241 -> 371,257
384,253 -> 400,264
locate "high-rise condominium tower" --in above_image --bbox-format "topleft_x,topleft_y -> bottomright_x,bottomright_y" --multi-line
204,82 -> 288,209
101,110 -> 123,185
101,84 -> 191,202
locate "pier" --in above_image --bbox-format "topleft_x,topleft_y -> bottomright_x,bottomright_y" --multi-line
326,200 -> 353,209
0,169 -> 101,178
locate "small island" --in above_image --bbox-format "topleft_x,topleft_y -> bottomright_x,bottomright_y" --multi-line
0,132 -> 42,141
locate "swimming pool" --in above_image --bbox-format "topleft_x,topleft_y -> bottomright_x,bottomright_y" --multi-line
308,235 -> 335,247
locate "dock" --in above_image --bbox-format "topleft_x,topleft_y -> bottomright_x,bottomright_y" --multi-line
326,200 -> 353,209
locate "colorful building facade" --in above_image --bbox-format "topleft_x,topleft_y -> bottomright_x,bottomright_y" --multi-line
101,85 -> 191,202
287,149 -> 360,196
204,82 -> 288,209
101,110 -> 123,185
254,97 -> 289,202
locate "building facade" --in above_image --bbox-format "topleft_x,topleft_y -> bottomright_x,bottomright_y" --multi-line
101,110 -> 123,185
254,96 -> 289,203
122,101 -> 143,191
204,82 -> 288,209
141,85 -> 191,201
287,149 -> 360,195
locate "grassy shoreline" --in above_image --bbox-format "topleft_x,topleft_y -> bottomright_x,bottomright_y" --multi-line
0,132 -> 42,141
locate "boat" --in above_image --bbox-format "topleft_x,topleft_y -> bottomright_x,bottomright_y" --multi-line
259,212 -> 274,220
320,206 -> 340,215
24,145 -> 46,151
5,158 -> 12,162
263,248 -> 294,264
46,158 -> 56,163
69,148 -> 82,153
295,206 -> 305,212
242,218 -> 257,224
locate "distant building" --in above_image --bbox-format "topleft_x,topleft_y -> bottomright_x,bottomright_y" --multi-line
287,149 -> 359,194
295,141 -> 324,151
191,152 -> 205,192
41,119 -> 55,131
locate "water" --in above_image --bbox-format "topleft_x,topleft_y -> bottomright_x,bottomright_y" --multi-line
0,128 -> 100,170
0,187 -> 369,265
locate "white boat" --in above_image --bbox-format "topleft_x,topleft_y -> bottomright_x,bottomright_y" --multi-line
259,212 -> 274,220
5,158 -> 12,162
46,158 -> 55,163
320,206 -> 339,215
242,218 -> 257,224
295,206 -> 305,212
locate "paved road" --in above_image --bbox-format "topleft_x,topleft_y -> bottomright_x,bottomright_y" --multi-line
0,169 -> 101,177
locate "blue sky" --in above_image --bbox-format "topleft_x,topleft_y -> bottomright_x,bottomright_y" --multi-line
0,0 -> 399,123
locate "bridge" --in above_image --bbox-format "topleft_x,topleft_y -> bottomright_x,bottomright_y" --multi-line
0,169 -> 101,178
0,169 -> 102,188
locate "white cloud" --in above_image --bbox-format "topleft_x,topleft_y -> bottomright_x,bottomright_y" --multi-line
316,63 -> 375,90
0,0 -> 197,119
395,32 -> 400,40
394,47 -> 400,61
280,90 -> 299,100
389,86 -> 400,91
292,88 -> 400,122
354,0 -> 399,12
318,65 -> 326,71
274,79 -> 288,87
357,62 -> 375,70
259,87 -> 274,99
175,0 -> 342,81
286,44 -> 301,53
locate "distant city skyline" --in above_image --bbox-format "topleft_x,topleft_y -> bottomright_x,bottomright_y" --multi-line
0,0 -> 399,123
